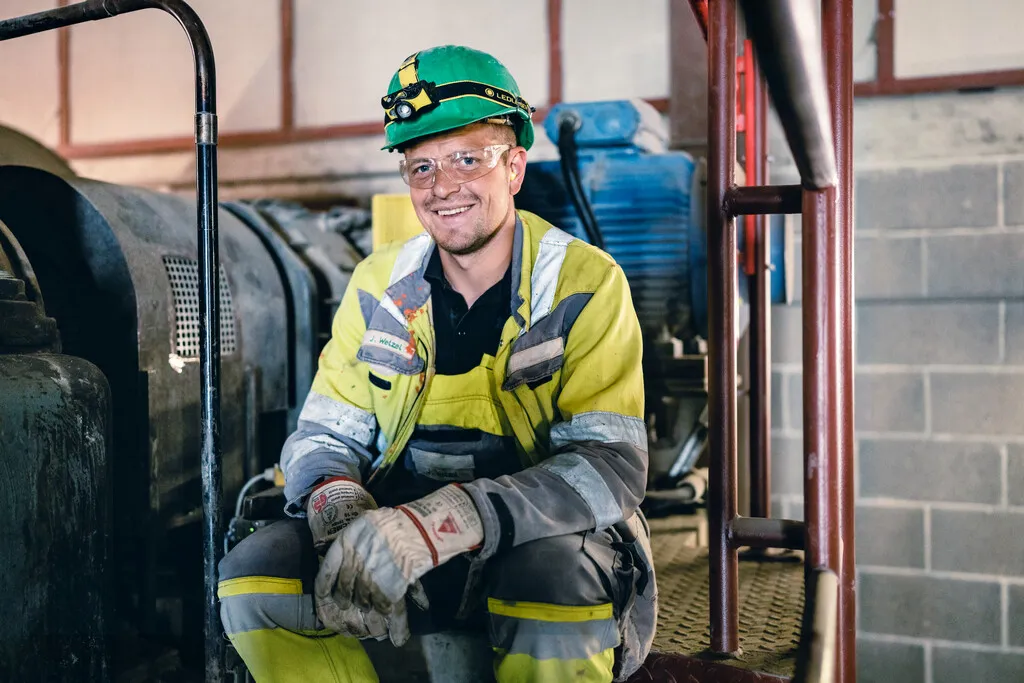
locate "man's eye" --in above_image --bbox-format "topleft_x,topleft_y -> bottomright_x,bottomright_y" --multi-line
411,164 -> 433,175
456,155 -> 481,168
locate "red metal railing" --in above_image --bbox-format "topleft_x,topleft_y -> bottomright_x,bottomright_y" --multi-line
703,0 -> 855,680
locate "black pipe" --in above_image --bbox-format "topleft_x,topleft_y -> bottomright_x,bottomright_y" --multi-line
737,0 -> 837,189
1,3 -> 223,680
556,114 -> 605,250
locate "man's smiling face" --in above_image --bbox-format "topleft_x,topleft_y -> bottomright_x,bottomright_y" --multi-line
404,122 -> 526,256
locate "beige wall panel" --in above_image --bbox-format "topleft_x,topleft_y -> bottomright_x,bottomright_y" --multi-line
895,0 -> 1024,78
0,0 -> 61,147
562,0 -> 669,102
70,0 -> 281,144
293,0 -> 549,127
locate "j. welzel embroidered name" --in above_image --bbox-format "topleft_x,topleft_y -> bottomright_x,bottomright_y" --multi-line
364,331 -> 415,360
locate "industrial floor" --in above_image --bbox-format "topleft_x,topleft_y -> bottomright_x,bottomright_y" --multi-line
628,513 -> 805,682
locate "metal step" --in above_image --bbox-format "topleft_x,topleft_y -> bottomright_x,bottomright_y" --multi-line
628,515 -> 805,682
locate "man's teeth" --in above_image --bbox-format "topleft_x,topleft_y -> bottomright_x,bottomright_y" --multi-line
437,206 -> 470,216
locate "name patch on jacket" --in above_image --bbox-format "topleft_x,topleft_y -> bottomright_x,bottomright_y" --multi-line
363,331 -> 415,360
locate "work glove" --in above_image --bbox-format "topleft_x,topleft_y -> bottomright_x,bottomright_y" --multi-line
306,477 -> 411,645
315,484 -> 483,621
306,476 -> 377,552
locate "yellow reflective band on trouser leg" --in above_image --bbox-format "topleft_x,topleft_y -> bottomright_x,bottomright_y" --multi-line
218,575 -> 378,683
487,599 -> 618,683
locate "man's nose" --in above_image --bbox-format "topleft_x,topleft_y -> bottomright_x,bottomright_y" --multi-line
431,167 -> 461,198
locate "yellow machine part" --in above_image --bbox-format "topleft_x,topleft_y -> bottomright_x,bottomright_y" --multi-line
371,194 -> 424,250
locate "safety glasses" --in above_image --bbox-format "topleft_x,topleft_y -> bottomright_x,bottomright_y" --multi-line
399,144 -> 512,189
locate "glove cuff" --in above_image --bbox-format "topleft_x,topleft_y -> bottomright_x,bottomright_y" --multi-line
396,484 -> 484,567
307,477 -> 377,550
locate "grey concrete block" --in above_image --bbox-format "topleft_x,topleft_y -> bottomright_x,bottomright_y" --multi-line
854,89 -> 1024,164
1005,303 -> 1024,365
1005,161 -> 1024,226
932,509 -> 1024,575
858,572 -> 1001,643
771,304 -> 802,365
856,164 -> 998,230
770,435 -> 803,496
931,372 -> 1024,435
856,506 -> 925,568
926,233 -> 1024,298
1009,445 -> 1024,506
857,640 -> 925,683
859,440 -> 1001,503
788,372 -> 925,433
856,373 -> 927,433
855,236 -> 925,300
933,648 -> 1024,683
856,302 -> 1000,365
771,371 -> 785,430
1010,584 -> 1024,647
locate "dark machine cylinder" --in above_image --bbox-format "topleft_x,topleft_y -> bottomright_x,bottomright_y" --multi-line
0,354 -> 112,682
0,229 -> 112,681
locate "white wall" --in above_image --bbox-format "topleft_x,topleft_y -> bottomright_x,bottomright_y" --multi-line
0,0 -> 61,147
3,0 -> 1024,202
0,1 -> 674,200
894,0 -> 1024,78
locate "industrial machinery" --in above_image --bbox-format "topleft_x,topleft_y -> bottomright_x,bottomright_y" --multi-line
0,0 -> 855,680
0,122 -> 370,679
518,98 -> 787,507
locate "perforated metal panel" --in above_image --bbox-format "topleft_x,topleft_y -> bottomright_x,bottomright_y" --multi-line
646,515 -> 805,678
163,256 -> 237,356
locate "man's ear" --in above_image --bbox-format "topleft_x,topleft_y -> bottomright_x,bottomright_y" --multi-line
509,147 -> 528,195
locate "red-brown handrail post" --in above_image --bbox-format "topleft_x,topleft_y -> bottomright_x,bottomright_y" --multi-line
822,0 -> 856,680
707,0 -> 740,656
746,41 -> 772,521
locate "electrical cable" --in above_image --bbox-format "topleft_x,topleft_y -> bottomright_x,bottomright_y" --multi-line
557,116 -> 605,250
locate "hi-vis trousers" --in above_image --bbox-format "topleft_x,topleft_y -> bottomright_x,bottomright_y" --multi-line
218,519 -> 636,683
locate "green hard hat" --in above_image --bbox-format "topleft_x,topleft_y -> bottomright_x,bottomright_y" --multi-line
380,45 -> 535,152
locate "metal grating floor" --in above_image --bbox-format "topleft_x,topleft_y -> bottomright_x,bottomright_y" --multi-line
645,515 -> 805,678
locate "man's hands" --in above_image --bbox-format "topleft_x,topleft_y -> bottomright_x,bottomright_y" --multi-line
315,484 -> 483,624
307,477 -> 412,645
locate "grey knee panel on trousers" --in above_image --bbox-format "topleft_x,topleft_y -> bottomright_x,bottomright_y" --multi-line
219,519 -> 319,588
485,530 -> 623,608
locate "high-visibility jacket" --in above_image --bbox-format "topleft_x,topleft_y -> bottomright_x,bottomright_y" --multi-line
279,210 -> 657,679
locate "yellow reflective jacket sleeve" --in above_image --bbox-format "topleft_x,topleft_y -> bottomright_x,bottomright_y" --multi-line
463,259 -> 648,550
279,260 -> 380,515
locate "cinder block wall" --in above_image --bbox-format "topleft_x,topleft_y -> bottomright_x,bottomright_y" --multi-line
768,88 -> 1024,683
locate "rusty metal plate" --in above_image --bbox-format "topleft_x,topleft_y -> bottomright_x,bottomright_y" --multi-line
645,515 -> 805,678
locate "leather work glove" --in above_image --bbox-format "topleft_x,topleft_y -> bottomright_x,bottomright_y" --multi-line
307,477 -> 411,645
315,484 -> 483,620
306,476 -> 378,552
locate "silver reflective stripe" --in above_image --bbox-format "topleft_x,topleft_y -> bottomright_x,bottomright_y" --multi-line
529,228 -> 575,324
381,233 -> 432,324
550,411 -> 648,452
220,593 -> 320,635
298,392 -> 376,445
539,453 -> 622,529
507,337 -> 563,375
389,232 -> 432,286
410,448 -> 475,481
489,613 -> 619,660
380,297 -> 406,325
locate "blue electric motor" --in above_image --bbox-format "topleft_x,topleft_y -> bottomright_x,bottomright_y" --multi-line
517,99 -> 786,343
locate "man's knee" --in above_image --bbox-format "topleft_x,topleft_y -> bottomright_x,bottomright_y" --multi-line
486,531 -> 618,607
218,519 -> 322,637
219,518 -> 318,588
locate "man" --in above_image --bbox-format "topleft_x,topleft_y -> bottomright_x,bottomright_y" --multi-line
218,45 -> 657,683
